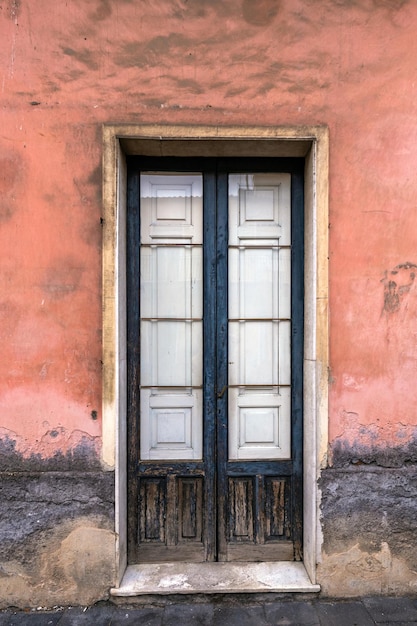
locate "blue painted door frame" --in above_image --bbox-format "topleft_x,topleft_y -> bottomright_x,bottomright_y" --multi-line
127,157 -> 304,563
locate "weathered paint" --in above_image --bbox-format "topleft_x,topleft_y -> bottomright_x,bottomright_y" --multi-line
1,0 -> 417,605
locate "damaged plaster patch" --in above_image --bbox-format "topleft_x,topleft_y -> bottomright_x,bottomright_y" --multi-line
42,525 -> 115,601
319,465 -> 417,594
0,463 -> 115,608
382,262 -> 417,314
319,465 -> 417,595
318,542 -> 417,597
0,519 -> 115,609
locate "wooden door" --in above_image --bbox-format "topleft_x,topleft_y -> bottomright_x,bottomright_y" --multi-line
127,157 -> 303,564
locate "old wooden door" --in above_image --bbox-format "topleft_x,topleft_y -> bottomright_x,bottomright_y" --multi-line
127,157 -> 304,564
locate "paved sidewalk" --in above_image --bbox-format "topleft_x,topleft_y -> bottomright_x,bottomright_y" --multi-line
1,596 -> 417,625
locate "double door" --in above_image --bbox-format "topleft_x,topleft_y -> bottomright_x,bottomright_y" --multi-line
127,157 -> 304,563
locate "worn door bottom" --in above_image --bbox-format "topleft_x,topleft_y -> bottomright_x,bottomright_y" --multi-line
110,562 -> 320,596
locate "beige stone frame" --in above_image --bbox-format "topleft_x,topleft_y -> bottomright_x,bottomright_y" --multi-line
102,125 -> 329,589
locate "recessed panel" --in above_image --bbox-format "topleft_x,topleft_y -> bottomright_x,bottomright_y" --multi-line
242,187 -> 276,222
229,478 -> 254,540
228,173 -> 291,246
229,388 -> 291,460
153,409 -> 191,446
141,174 -> 203,244
141,391 -> 203,460
139,478 -> 166,543
240,409 -> 277,446
154,186 -> 189,221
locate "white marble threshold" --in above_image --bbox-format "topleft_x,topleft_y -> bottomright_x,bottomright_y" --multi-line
111,562 -> 320,596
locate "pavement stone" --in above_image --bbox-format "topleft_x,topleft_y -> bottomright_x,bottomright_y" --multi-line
109,606 -> 164,625
163,603 -> 214,625
315,600 -> 376,626
212,604 -> 268,626
0,612 -> 62,626
362,598 -> 417,623
2,597 -> 417,626
264,600 -> 320,625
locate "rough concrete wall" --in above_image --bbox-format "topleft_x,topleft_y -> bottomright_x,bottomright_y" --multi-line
1,0 -> 417,603
0,470 -> 115,608
319,467 -> 417,596
0,431 -> 115,608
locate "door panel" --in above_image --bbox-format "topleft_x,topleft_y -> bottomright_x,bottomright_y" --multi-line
139,173 -> 203,462
227,173 -> 291,462
127,157 -> 303,565
137,475 -> 206,562
226,476 -> 294,561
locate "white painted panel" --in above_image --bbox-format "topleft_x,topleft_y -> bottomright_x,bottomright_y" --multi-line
140,173 -> 203,462
140,246 -> 202,319
229,321 -> 278,386
141,321 -> 202,387
229,248 -> 278,320
228,174 -> 291,246
140,391 -> 203,460
228,172 -> 292,462
154,409 -> 191,445
241,409 -> 277,444
228,388 -> 291,460
140,174 -> 202,244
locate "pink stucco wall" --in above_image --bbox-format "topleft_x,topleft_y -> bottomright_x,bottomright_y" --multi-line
1,0 -> 417,460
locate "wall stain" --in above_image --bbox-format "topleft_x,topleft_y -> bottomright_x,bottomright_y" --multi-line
54,69 -> 85,84
242,0 -> 280,26
7,0 -> 20,21
0,154 -> 22,224
302,0 -> 408,10
89,0 -> 112,21
0,158 -> 18,194
172,0 -> 235,20
382,262 -> 417,314
41,260 -> 84,299
61,47 -> 100,71
172,78 -> 204,94
0,205 -> 14,224
330,432 -> 417,468
115,34 -> 192,68
0,434 -> 102,472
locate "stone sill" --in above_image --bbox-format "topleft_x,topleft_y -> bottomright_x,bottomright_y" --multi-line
111,562 -> 320,596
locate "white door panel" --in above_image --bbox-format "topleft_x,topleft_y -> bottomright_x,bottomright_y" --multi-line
228,173 -> 291,461
140,174 -> 203,461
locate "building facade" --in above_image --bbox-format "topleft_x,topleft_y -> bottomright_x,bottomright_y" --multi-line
1,0 -> 417,607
